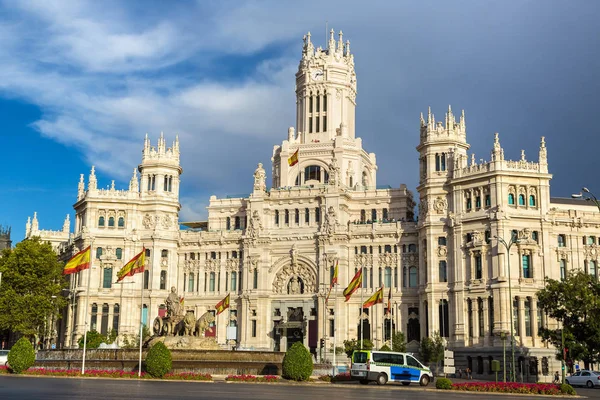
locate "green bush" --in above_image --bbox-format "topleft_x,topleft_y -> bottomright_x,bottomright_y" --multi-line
7,338 -> 36,374
560,383 -> 576,395
343,339 -> 374,358
282,342 -> 313,381
77,330 -> 106,349
436,377 -> 452,390
379,344 -> 391,351
145,342 -> 172,378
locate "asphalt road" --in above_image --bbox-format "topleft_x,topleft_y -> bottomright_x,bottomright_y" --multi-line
1,376 -> 599,400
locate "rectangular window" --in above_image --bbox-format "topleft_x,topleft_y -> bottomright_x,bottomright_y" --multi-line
316,116 -> 320,132
439,261 -> 447,282
295,209 -> 299,224
475,255 -> 482,279
475,196 -> 481,208
329,319 -> 335,337
103,268 -> 112,289
315,208 -> 320,223
253,269 -> 258,289
308,117 -> 313,133
478,300 -> 484,337
209,272 -> 215,292
560,259 -> 566,280
323,95 -> 327,111
188,273 -> 194,292
231,271 -> 237,291
323,116 -> 327,132
513,299 -> 519,336
558,234 -> 566,247
305,208 -> 310,223
316,96 -> 320,112
284,210 -> 289,225
525,299 -> 532,337
522,255 -> 531,278
251,320 -> 257,337
485,194 -> 491,207
96,247 -> 103,260
309,97 -> 313,113
466,198 -> 472,210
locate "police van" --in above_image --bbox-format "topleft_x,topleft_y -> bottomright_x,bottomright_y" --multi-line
350,350 -> 433,386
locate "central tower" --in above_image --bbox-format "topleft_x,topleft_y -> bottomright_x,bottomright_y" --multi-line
272,29 -> 376,189
295,29 -> 357,142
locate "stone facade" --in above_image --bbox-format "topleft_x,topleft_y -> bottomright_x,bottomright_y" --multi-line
27,29 -> 600,381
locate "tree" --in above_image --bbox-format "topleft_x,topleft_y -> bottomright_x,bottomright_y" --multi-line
537,271 -> 600,368
0,238 -> 67,339
391,331 -> 407,353
343,338 -> 373,358
419,331 -> 445,371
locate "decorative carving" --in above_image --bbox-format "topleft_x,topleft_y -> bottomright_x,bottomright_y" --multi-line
328,157 -> 340,187
162,214 -> 172,228
437,246 -> 448,257
253,163 -> 266,192
246,210 -> 262,243
433,196 -> 447,214
165,286 -> 182,318
290,244 -> 298,267
322,206 -> 337,235
143,213 -> 156,229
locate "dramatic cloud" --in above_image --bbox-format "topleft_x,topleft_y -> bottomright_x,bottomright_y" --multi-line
1,0 -> 599,227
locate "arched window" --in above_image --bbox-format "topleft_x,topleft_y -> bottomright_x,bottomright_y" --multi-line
371,209 -> 377,222
360,210 -> 366,223
103,267 -> 112,289
408,244 -> 416,253
118,217 -> 125,227
529,195 -> 536,207
108,216 -> 115,227
435,153 -> 440,171
518,194 -> 525,206
113,304 -> 120,335
253,269 -> 258,289
188,272 -> 195,292
304,165 -> 321,182
160,270 -> 167,290
315,208 -> 320,223
295,209 -> 299,224
101,303 -> 109,335
362,267 -> 368,288
558,234 -> 566,247
209,272 -> 216,292
161,249 -> 168,258
384,267 -> 392,288
402,267 -> 407,288
275,210 -> 279,226
115,248 -> 122,260
226,217 -> 231,230
362,170 -> 368,187
96,247 -> 103,259
91,303 -> 98,331
525,298 -> 532,337
235,216 -> 241,229
382,208 -> 389,220
439,260 -> 447,282
441,153 -> 446,171
409,267 -> 418,288
508,193 -> 515,205
384,245 -> 392,253
98,216 -> 105,227
231,271 -> 237,291
560,259 -> 566,281
475,254 -> 482,279
485,194 -> 491,207
142,304 -> 148,327
285,209 -> 289,225
305,208 -> 310,223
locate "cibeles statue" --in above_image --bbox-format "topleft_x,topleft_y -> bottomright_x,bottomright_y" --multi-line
165,286 -> 182,317
253,163 -> 266,192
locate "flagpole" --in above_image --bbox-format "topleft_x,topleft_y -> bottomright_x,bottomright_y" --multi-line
81,238 -> 94,375
360,268 -> 363,350
138,247 -> 145,378
390,289 -> 394,351
333,277 -> 337,377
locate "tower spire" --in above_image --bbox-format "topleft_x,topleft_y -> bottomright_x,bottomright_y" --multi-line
491,132 -> 504,161
88,166 -> 97,190
78,173 -> 85,199
129,168 -> 139,192
63,214 -> 70,233
328,28 -> 335,52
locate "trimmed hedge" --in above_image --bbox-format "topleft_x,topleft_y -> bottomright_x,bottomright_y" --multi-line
560,383 -> 576,395
436,377 -> 452,390
282,342 -> 313,381
7,338 -> 36,374
145,342 -> 172,378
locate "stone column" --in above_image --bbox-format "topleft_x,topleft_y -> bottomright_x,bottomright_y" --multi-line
531,298 -> 538,347
472,298 -> 480,341
518,297 -> 525,346
482,298 -> 489,345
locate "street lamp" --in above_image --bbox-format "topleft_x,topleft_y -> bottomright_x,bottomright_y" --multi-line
571,187 -> 600,211
494,233 -> 520,382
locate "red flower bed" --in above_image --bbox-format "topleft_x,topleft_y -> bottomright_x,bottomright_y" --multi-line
225,374 -> 279,382
452,381 -> 565,395
0,366 -> 212,381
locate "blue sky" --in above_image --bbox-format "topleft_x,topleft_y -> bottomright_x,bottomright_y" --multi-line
1,0 -> 599,243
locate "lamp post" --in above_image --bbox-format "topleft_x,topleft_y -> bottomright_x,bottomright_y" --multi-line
572,187 -> 600,211
495,233 -> 519,382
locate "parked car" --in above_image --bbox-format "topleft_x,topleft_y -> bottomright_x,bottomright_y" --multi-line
565,370 -> 600,388
350,349 -> 433,386
0,349 -> 8,366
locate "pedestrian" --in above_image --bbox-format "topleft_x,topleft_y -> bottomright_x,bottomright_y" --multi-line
466,368 -> 472,379
457,368 -> 462,378
553,371 -> 560,384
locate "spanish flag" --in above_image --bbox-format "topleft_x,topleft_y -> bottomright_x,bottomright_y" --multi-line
216,293 -> 230,315
363,286 -> 384,308
288,149 -> 299,166
387,287 -> 392,311
63,246 -> 91,275
343,268 -> 363,302
117,248 -> 145,282
325,260 -> 339,305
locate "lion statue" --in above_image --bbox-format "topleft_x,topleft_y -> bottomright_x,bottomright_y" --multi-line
183,311 -> 196,336
195,311 -> 215,337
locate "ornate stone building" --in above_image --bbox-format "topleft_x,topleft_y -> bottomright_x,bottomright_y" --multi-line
27,29 -> 600,381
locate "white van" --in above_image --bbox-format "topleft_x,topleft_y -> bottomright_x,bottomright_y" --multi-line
350,350 -> 433,386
